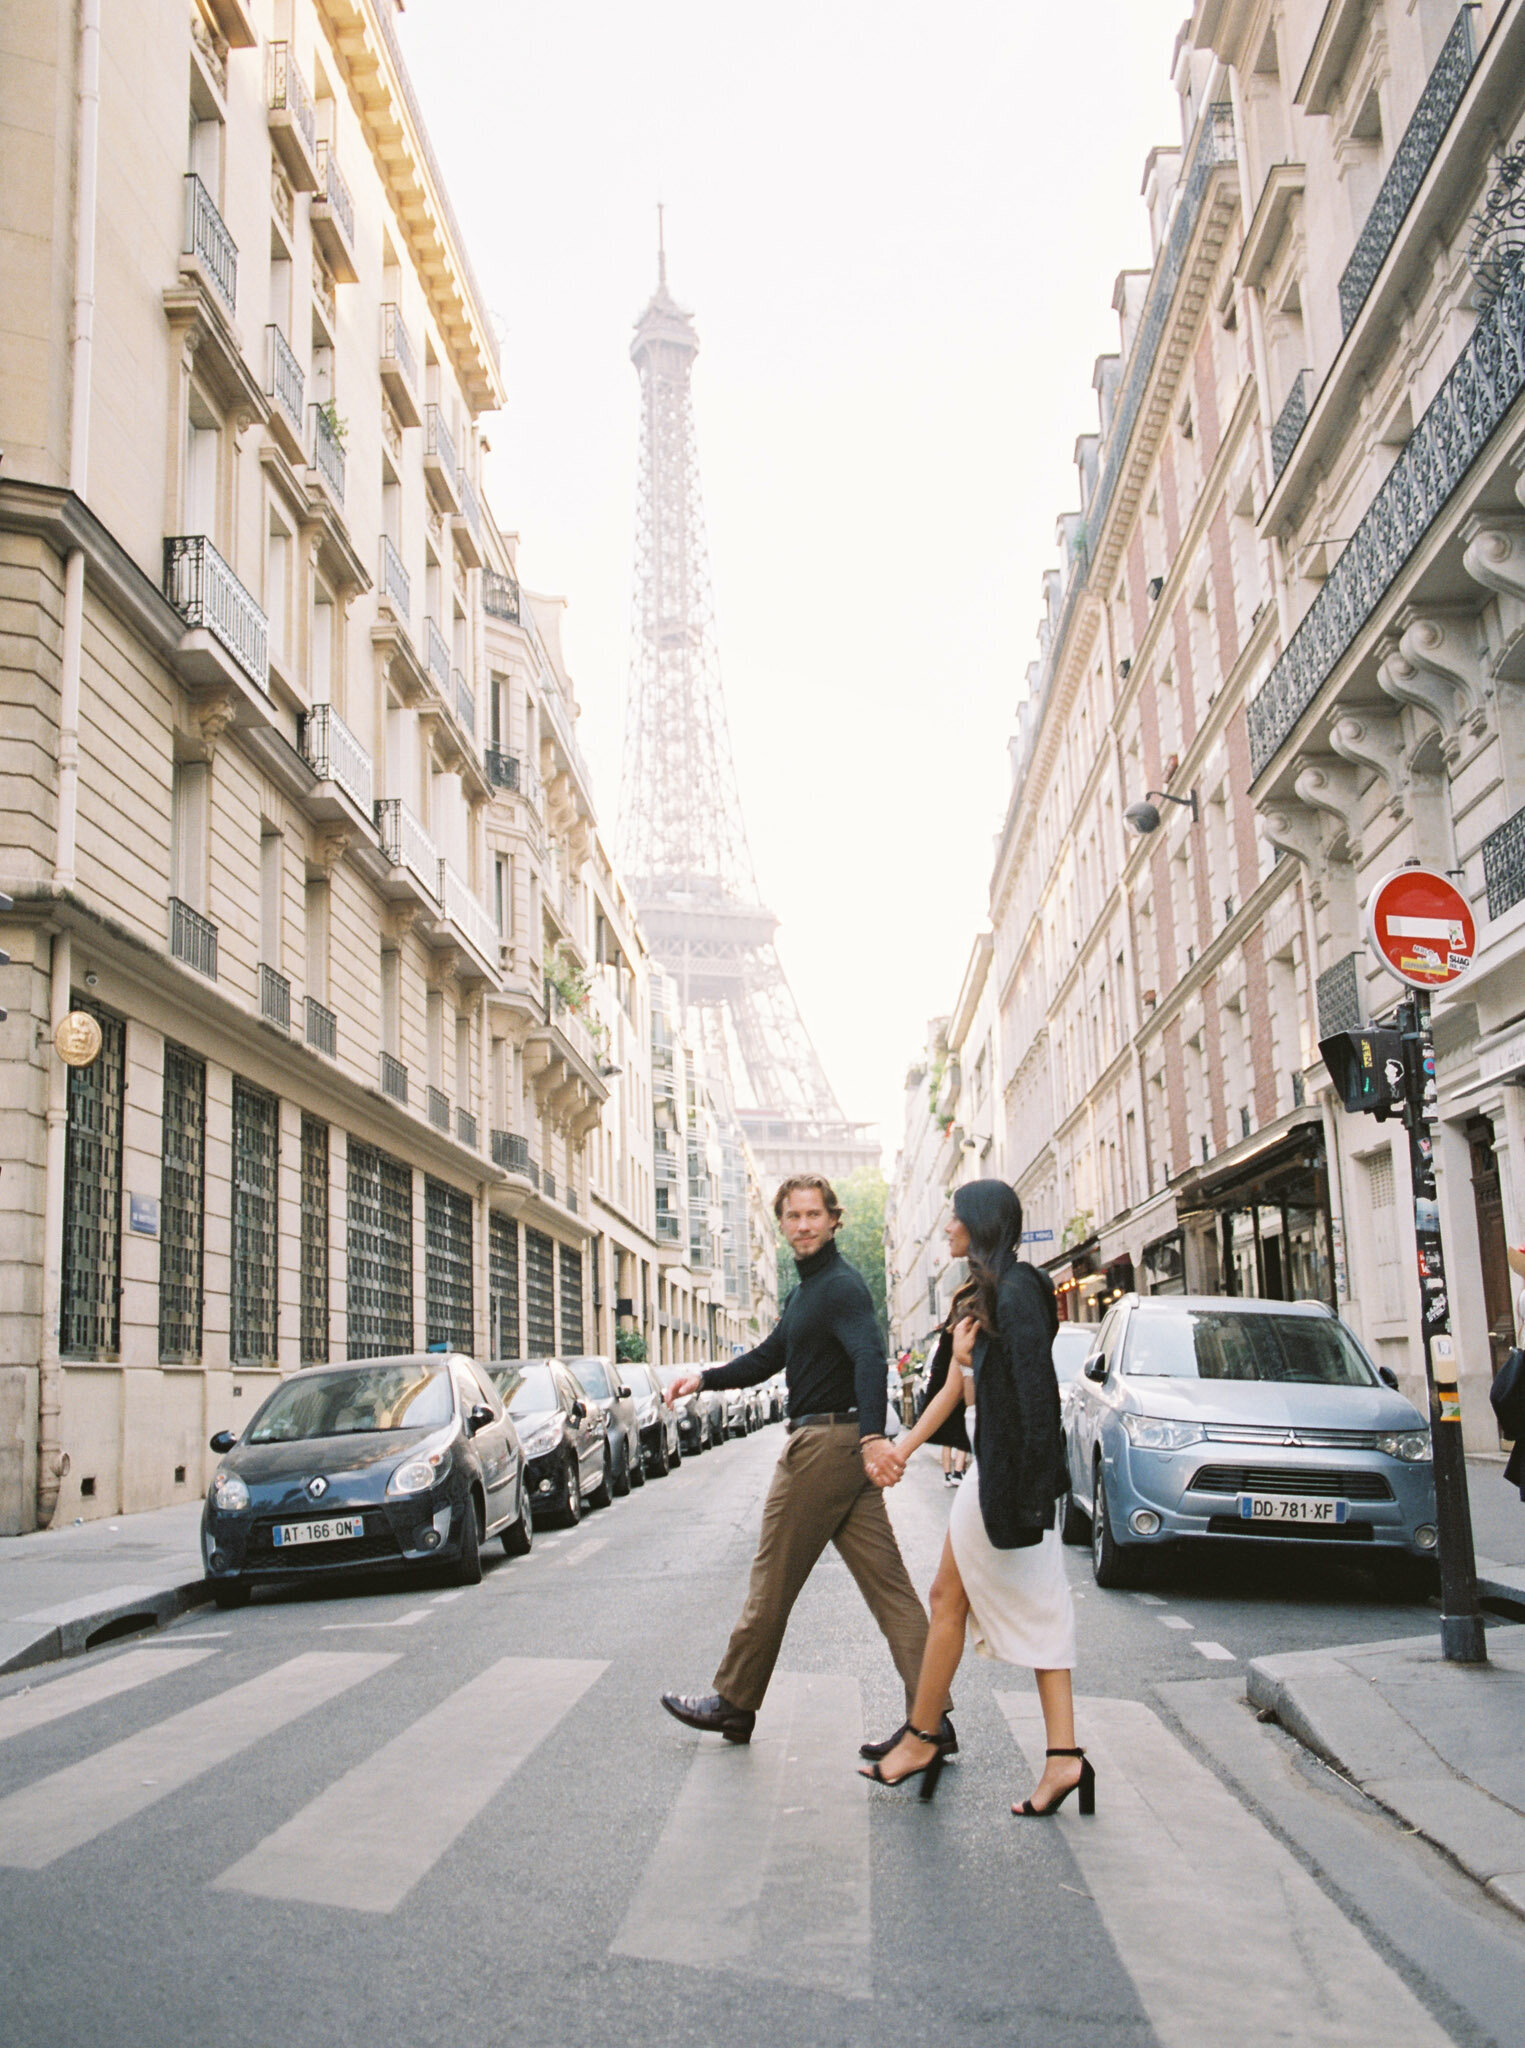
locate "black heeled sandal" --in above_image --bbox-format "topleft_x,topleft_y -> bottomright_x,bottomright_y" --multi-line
1012,1746 -> 1094,1817
859,1724 -> 947,1802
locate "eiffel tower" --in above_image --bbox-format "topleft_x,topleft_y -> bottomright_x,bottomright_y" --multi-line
618,222 -> 878,1188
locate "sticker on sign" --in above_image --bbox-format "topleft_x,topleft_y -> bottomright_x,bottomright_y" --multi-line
1364,868 -> 1476,991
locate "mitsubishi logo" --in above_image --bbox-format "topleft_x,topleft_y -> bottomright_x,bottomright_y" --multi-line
1282,1432 -> 1301,1448
306,1475 -> 329,1500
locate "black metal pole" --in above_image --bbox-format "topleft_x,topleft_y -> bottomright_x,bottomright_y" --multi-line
1400,991 -> 1486,1663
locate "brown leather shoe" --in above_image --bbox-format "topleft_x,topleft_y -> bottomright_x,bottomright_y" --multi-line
660,1690 -> 756,1743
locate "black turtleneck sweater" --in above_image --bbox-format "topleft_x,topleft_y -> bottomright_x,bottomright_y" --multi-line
699,1238 -> 887,1437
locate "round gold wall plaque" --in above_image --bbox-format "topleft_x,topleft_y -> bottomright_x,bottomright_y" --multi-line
54,1010 -> 103,1067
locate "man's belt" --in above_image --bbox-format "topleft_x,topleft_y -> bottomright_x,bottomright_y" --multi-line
785,1409 -> 859,1433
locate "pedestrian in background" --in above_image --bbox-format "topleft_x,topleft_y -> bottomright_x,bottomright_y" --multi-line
658,1174 -> 929,1744
861,1179 -> 1089,1815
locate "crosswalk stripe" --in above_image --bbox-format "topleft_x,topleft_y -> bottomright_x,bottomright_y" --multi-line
0,1647 -> 218,1746
1192,1641 -> 1235,1661
212,1655 -> 605,1913
0,1652 -> 394,1871
561,1538 -> 607,1567
612,1672 -> 870,2002
995,1692 -> 1451,2046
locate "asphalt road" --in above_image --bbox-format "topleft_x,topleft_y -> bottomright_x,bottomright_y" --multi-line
2,1423 -> 1523,2048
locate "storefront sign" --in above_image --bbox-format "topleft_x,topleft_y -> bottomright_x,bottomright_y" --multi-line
1020,1228 -> 1055,1243
1364,868 -> 1475,989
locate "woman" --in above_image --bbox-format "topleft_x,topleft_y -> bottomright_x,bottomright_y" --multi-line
860,1179 -> 1090,1816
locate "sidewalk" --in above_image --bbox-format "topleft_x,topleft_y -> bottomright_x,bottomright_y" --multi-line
0,1501 -> 208,1674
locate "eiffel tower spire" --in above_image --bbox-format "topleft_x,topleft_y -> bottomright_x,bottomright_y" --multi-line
618,232 -> 877,1183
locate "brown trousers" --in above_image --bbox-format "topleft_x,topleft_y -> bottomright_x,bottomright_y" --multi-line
712,1420 -> 930,1713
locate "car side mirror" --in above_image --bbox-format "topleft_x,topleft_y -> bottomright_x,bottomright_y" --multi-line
1083,1355 -> 1107,1383
466,1403 -> 494,1436
1377,1365 -> 1399,1390
617,1385 -> 632,1400
570,1399 -> 586,1422
209,1429 -> 237,1453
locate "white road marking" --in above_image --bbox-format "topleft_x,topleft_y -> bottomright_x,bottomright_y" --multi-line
995,1693 -> 1451,2046
613,1672 -> 870,2001
214,1655 -> 604,1913
562,1538 -> 608,1568
0,1647 -> 217,1746
1160,1616 -> 1193,1630
1192,1641 -> 1236,1661
165,1631 -> 231,1641
0,1652 -> 394,1870
1135,1593 -> 1166,1606
320,1607 -> 430,1631
432,1589 -> 467,1604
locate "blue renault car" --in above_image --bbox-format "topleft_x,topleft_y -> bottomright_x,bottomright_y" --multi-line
1060,1296 -> 1437,1591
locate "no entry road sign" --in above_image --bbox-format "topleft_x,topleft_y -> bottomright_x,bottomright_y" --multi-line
1364,867 -> 1475,990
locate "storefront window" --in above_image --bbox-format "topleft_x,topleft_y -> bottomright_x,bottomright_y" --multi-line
1142,1232 -> 1186,1296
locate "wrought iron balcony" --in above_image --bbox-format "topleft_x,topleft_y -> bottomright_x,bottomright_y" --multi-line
1482,803 -> 1525,920
425,616 -> 451,688
311,141 -> 357,282
300,702 -> 373,813
527,1156 -> 542,1192
163,535 -> 268,692
485,748 -> 519,792
379,1052 -> 409,1105
170,898 -> 218,979
1338,8 -> 1479,334
182,174 -> 236,312
379,534 -> 410,619
483,566 -> 520,624
491,1128 -> 532,1175
374,797 -> 440,897
543,1168 -> 557,1203
305,995 -> 337,1058
267,43 -> 319,189
456,1107 -> 478,1149
1269,369 -> 1311,481
655,1212 -> 681,1246
427,1085 -> 450,1132
453,669 -> 475,736
310,403 -> 345,505
453,469 -> 484,569
424,405 -> 461,512
1248,267 -> 1525,777
379,304 -> 422,427
258,963 -> 291,1030
439,859 -> 498,962
1315,952 -> 1362,1040
264,324 -> 304,439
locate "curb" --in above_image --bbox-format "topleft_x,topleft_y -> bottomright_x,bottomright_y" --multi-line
0,1576 -> 213,1676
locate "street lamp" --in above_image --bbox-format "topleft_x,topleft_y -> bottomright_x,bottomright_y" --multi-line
1124,789 -> 1200,835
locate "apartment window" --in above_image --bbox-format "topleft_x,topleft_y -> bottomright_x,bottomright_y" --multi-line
60,1000 -> 125,1359
172,761 -> 210,910
231,1079 -> 279,1365
300,1115 -> 329,1363
346,1141 -> 413,1357
425,1178 -> 473,1352
259,828 -> 283,969
304,877 -> 330,1005
159,1044 -> 206,1361
311,579 -> 334,705
183,396 -> 219,538
380,946 -> 401,1057
494,855 -> 510,937
455,1012 -> 472,1105
559,1245 -> 585,1354
266,518 -> 291,668
525,1227 -> 555,1354
489,1214 -> 520,1359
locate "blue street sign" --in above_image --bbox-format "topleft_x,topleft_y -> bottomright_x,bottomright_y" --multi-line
1021,1228 -> 1055,1244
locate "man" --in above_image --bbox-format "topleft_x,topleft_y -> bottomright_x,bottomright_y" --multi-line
660,1173 -> 950,1756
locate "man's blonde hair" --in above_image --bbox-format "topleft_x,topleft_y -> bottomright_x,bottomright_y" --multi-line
773,1173 -> 842,1223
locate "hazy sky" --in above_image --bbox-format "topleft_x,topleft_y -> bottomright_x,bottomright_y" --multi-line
396,0 -> 1191,1162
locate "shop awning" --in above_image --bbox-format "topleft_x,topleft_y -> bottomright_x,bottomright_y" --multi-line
1169,1112 -> 1325,1210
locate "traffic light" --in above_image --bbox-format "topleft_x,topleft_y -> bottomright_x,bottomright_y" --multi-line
1319,1026 -> 1405,1119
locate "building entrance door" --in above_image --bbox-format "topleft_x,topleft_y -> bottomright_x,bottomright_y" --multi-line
1466,1117 -> 1515,1405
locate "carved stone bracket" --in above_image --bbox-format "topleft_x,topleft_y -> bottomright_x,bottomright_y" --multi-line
1394,610 -> 1486,742
1463,516 -> 1525,602
1259,799 -> 1323,868
191,690 -> 239,755
1328,710 -> 1407,815
310,824 -> 354,877
426,948 -> 460,992
1292,754 -> 1363,862
384,907 -> 419,946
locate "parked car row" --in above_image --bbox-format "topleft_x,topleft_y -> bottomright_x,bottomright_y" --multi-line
200,1351 -> 784,1606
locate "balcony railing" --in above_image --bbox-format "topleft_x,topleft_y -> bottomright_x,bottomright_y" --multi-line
1315,952 -> 1362,1040
305,996 -> 337,1058
1482,803 -> 1525,920
1269,369 -> 1311,481
310,403 -> 345,504
439,859 -> 498,960
456,1107 -> 478,1149
425,616 -> 451,688
268,42 -> 317,156
258,963 -> 291,1031
1247,265 -> 1525,776
379,1052 -> 409,1105
427,1086 -> 451,1132
379,534 -> 410,618
163,535 -> 269,692
526,1156 -> 542,1192
314,140 -> 355,247
182,173 -> 236,312
425,403 -> 457,478
656,1212 -> 681,1245
374,797 -> 440,897
491,1128 -> 531,1175
265,324 -> 304,434
300,702 -> 373,813
457,468 -> 483,542
485,748 -> 519,792
1338,8 -> 1479,333
483,566 -> 520,623
170,898 -> 218,980
453,670 -> 475,735
538,678 -> 593,791
378,303 -> 421,426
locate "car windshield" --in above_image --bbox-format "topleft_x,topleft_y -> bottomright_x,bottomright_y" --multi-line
496,1364 -> 558,1415
1051,1328 -> 1094,1384
1122,1309 -> 1376,1386
571,1359 -> 613,1398
247,1364 -> 452,1441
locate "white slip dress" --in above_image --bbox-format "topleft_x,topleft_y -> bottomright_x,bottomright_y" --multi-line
948,1401 -> 1077,1671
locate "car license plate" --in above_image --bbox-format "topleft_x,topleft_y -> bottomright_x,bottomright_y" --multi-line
273,1515 -> 365,1547
1237,1495 -> 1348,1525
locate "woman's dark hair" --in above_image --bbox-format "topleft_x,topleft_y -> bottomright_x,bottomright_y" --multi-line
948,1180 -> 1024,1332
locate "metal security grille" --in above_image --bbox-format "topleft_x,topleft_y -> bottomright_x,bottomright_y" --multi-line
524,1227 -> 555,1355
300,1116 -> 329,1363
159,1044 -> 206,1361
489,1214 -> 519,1359
231,1080 -> 279,1363
425,1177 -> 473,1352
559,1243 -> 584,1354
60,1001 -> 125,1358
346,1140 -> 413,1357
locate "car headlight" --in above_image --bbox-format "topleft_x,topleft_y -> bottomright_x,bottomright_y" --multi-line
516,1419 -> 563,1460
1120,1414 -> 1205,1452
1376,1429 -> 1432,1462
386,1445 -> 453,1496
210,1469 -> 249,1512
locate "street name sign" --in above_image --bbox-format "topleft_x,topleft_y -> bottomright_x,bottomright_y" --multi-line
1364,867 -> 1475,990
